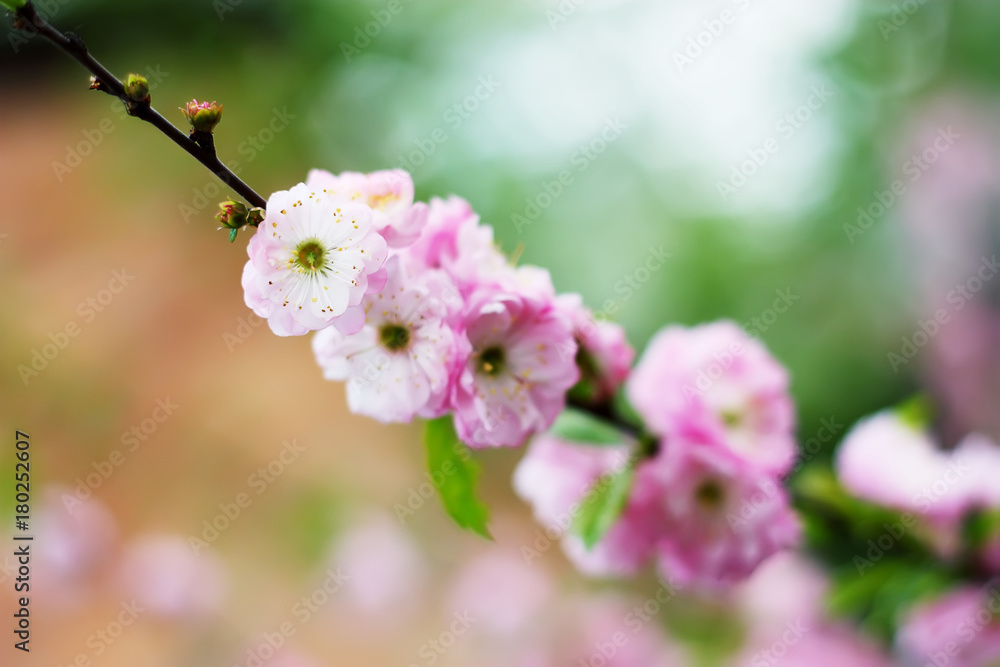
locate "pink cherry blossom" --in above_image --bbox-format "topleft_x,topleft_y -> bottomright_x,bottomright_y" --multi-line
306,168 -> 429,247
557,293 -> 634,404
452,287 -> 578,447
312,256 -> 461,423
896,586 -> 1000,667
405,195 -> 514,295
626,321 -> 796,476
835,410 -> 974,521
645,438 -> 801,589
243,183 -> 387,336
513,434 -> 656,576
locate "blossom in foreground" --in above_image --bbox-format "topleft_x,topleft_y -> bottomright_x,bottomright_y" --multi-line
312,257 -> 461,422
306,168 -> 428,247
557,293 -> 634,404
627,321 -> 796,475
243,183 -> 387,336
405,194 -> 512,295
896,586 -> 1000,667
452,287 -> 578,447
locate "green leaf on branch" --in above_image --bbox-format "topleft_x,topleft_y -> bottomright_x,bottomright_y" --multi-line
573,463 -> 635,549
550,408 -> 623,446
423,417 -> 492,540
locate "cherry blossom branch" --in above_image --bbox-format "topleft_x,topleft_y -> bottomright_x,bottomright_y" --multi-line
9,1 -> 267,210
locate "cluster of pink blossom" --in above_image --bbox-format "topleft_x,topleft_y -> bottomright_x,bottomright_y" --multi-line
515,322 -> 801,589
243,170 -> 801,588
244,168 -> 633,448
835,409 -> 1000,567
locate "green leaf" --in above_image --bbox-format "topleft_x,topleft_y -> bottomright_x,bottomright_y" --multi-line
573,463 -> 635,549
423,417 -> 492,540
550,408 -> 623,446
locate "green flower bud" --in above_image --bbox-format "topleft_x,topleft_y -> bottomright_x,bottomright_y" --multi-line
217,200 -> 249,230
124,73 -> 149,102
182,99 -> 223,133
247,207 -> 265,227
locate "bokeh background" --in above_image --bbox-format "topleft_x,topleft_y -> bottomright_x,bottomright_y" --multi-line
1,0 -> 999,664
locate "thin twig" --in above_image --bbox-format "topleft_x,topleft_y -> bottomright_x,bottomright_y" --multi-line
12,1 -> 267,209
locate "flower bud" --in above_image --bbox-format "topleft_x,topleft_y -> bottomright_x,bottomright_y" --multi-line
0,0 -> 28,11
182,99 -> 223,133
247,207 -> 265,227
124,73 -> 149,102
216,200 -> 249,230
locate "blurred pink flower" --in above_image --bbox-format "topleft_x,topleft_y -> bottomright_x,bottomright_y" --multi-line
731,623 -> 892,667
306,168 -> 429,247
897,586 -> 1000,667
626,321 -> 796,476
328,513 -> 427,623
836,411 -> 1000,524
561,593 -> 689,667
453,287 -> 578,447
34,490 -> 118,607
645,440 -> 800,590
118,534 -> 227,619
447,550 -> 554,637
515,433 -> 799,588
242,182 -> 387,336
312,256 -> 462,423
557,293 -> 635,404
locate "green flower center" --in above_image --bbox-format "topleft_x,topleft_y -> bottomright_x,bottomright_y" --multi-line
478,346 -> 506,376
379,324 -> 411,352
294,239 -> 326,272
694,479 -> 725,511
